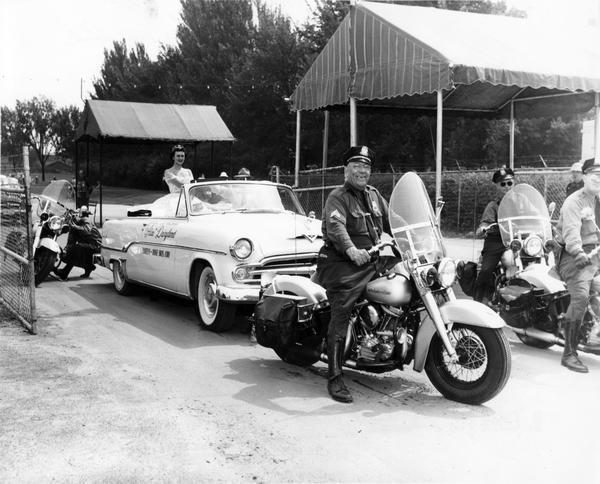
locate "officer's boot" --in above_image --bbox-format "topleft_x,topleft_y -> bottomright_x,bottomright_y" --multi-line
561,319 -> 589,373
327,338 -> 353,403
55,264 -> 73,281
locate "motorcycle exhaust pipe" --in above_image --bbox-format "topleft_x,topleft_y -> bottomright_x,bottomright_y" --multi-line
511,327 -> 564,346
319,353 -> 357,369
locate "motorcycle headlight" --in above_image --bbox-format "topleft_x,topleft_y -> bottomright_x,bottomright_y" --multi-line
230,238 -> 253,260
523,235 -> 543,257
48,216 -> 62,231
437,257 -> 457,288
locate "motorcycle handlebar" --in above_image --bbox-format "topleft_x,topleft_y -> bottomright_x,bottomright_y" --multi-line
367,240 -> 396,256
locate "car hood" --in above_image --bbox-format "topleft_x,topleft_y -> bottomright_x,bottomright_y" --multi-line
190,211 -> 322,256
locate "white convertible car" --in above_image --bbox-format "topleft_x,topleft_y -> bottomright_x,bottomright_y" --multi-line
100,179 -> 322,331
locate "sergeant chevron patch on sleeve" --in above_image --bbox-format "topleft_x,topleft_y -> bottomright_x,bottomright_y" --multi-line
330,209 -> 343,221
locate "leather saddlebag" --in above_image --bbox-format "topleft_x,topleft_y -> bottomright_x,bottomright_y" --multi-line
254,294 -> 306,349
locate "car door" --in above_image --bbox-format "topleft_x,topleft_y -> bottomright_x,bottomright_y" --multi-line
135,191 -> 186,292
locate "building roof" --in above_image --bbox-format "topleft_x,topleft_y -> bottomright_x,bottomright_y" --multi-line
76,100 -> 235,142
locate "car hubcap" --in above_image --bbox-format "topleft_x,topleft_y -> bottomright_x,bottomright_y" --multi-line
201,272 -> 218,321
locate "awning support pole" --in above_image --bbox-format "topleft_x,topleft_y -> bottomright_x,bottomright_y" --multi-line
75,140 -> 79,208
595,92 -> 600,161
509,100 -> 515,169
350,97 -> 357,146
435,90 -> 443,211
322,110 -> 329,170
99,139 -> 103,228
294,110 -> 301,187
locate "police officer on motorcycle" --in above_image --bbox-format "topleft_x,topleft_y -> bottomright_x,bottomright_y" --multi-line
316,146 -> 392,403
555,157 -> 600,373
473,167 -> 515,304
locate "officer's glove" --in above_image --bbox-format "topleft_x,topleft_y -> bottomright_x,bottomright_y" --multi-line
574,252 -> 592,269
346,246 -> 370,266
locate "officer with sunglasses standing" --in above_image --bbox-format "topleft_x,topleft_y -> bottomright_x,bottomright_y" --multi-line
473,167 -> 515,304
555,158 -> 600,373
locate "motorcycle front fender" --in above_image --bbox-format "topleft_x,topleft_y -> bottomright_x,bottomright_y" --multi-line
413,299 -> 505,372
262,274 -> 327,304
38,237 -> 60,254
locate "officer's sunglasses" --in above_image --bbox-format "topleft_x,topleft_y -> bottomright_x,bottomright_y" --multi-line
500,180 -> 513,187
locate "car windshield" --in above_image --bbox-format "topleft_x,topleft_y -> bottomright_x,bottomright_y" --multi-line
188,182 -> 305,216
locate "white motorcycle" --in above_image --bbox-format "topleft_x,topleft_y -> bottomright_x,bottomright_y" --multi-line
254,172 -> 511,405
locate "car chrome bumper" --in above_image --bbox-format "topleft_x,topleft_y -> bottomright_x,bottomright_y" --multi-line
216,284 -> 260,303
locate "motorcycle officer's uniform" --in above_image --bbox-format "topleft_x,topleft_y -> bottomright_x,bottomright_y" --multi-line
473,168 -> 515,303
555,158 -> 600,373
317,146 -> 392,403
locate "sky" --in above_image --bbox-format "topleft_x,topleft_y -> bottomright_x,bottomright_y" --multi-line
1,0 -> 599,109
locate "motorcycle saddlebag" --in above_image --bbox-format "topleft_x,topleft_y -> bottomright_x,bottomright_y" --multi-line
254,294 -> 307,349
456,260 -> 478,297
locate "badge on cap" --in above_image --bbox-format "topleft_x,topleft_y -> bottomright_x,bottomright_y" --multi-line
360,146 -> 369,157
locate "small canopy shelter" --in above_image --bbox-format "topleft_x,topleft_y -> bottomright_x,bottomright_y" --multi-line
290,1 -> 600,202
75,100 -> 235,224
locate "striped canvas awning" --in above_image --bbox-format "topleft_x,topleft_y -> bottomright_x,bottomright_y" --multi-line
76,100 -> 235,142
291,1 -> 600,116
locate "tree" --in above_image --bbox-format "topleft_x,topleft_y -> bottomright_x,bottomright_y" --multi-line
52,106 -> 81,160
176,0 -> 254,106
13,96 -> 57,181
1,106 -> 21,158
93,40 -> 170,102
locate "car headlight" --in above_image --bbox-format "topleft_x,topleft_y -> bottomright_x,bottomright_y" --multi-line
437,257 -> 456,288
48,216 -> 62,231
523,235 -> 543,256
230,238 -> 253,260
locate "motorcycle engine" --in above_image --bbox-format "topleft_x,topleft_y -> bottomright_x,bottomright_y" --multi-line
357,331 -> 395,362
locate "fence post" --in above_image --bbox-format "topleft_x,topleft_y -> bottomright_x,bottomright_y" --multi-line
22,145 -> 37,334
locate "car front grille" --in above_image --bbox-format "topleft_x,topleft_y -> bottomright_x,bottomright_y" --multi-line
235,253 -> 318,284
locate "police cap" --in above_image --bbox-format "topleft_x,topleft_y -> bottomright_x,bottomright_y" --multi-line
582,158 -> 600,174
343,146 -> 375,166
492,166 -> 514,183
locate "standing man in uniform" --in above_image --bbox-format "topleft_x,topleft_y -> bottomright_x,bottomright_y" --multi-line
555,158 -> 600,373
316,146 -> 392,403
566,161 -> 584,197
473,167 -> 515,304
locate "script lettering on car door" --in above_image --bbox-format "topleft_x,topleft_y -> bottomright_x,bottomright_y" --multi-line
142,223 -> 177,241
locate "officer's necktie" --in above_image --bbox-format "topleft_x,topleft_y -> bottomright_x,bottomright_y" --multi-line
361,191 -> 380,244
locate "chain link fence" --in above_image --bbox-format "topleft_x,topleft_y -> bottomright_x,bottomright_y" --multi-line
0,148 -> 37,333
277,165 -> 573,237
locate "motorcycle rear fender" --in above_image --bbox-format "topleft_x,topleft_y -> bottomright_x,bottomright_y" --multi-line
38,237 -> 60,254
262,274 -> 328,304
413,299 -> 505,372
518,264 -> 566,293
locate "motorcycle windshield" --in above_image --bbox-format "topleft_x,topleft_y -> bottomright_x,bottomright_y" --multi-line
389,172 -> 445,263
498,183 -> 552,245
38,180 -> 76,216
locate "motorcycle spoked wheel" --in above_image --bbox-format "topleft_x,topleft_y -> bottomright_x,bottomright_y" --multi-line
34,247 -> 58,286
425,324 -> 511,405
